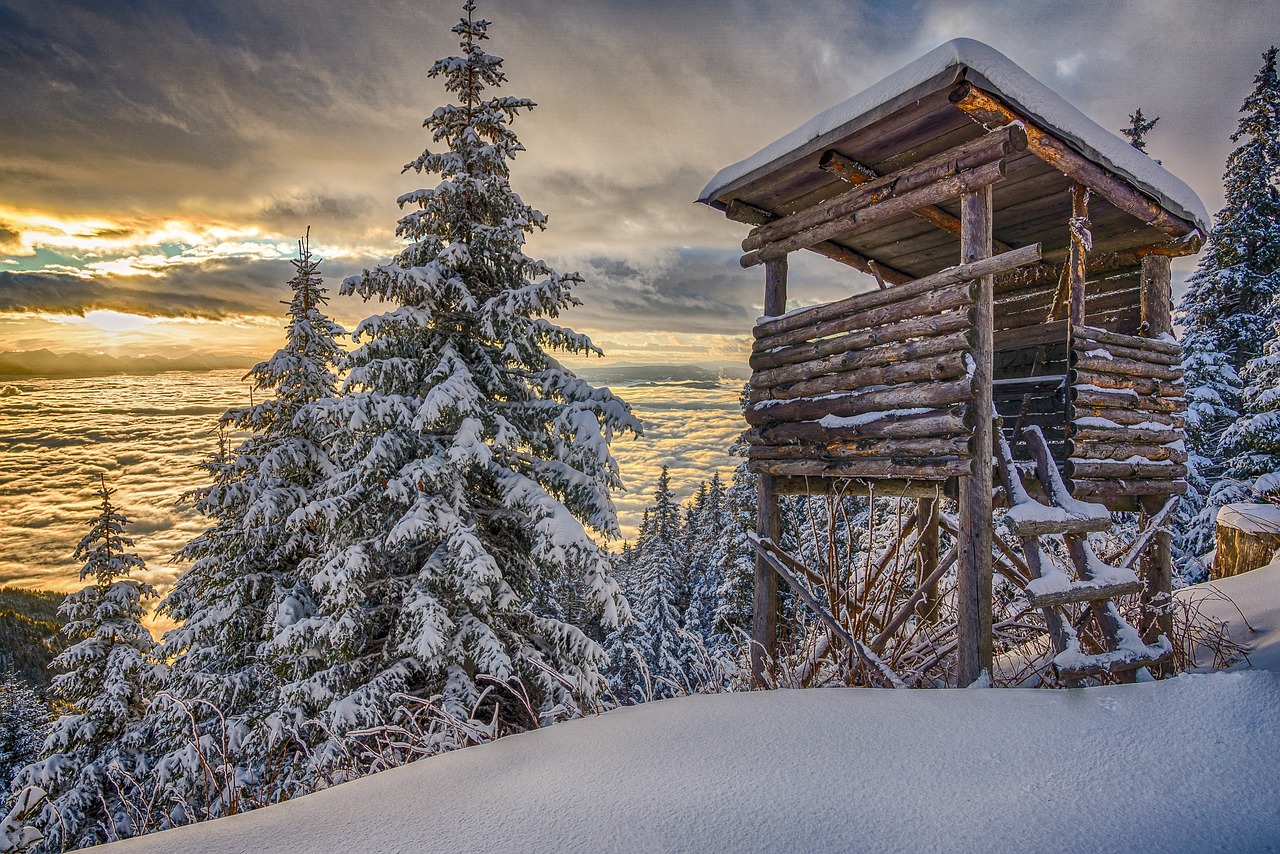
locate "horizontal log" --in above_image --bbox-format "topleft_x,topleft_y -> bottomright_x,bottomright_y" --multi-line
1070,425 -> 1184,445
724,199 -> 914,285
745,376 -> 973,427
1070,385 -> 1187,414
749,457 -> 972,480
744,408 -> 968,445
751,351 -> 967,405
750,311 -> 972,372
754,242 -> 1042,340
742,160 -> 1007,267
994,321 -> 1068,352
1070,407 -> 1183,429
1054,649 -> 1175,682
998,287 -> 1141,331
754,282 -> 973,353
1066,460 -> 1187,480
1074,324 -> 1181,356
1069,479 -> 1189,499
744,126 -> 1025,252
1070,340 -> 1182,367
949,83 -> 1202,242
773,476 -> 948,497
1070,353 -> 1184,382
1027,579 -> 1146,609
753,329 -> 971,390
747,435 -> 971,461
1067,440 -> 1188,464
1070,369 -> 1184,398
819,149 -> 1018,256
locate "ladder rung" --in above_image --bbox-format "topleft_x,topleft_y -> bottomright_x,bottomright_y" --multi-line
1007,511 -> 1113,537
1053,648 -> 1173,682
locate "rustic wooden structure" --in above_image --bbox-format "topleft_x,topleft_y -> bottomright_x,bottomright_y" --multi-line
699,40 -> 1209,686
1213,504 -> 1280,580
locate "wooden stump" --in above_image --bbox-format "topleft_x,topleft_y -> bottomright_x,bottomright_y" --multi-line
1214,503 -> 1280,580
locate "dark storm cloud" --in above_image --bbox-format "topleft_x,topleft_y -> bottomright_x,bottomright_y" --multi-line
0,257 -> 292,318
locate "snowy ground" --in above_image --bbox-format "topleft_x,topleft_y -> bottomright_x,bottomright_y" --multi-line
102,568 -> 1280,854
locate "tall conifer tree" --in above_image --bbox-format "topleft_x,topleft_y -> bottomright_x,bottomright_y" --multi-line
150,234 -> 347,812
290,1 -> 638,753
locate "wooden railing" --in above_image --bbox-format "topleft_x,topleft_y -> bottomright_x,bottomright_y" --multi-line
742,245 -> 1041,486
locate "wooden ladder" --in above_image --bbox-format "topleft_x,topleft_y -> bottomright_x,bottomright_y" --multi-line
993,418 -> 1173,684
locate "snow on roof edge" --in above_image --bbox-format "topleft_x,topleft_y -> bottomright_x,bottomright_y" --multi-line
698,38 -> 1210,234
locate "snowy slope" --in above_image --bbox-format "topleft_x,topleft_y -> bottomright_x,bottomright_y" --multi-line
97,566 -> 1280,854
1178,553 -> 1280,674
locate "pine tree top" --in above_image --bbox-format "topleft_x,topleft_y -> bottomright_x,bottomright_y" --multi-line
1120,108 -> 1159,154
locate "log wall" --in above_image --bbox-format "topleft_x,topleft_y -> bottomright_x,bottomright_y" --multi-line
1065,325 -> 1189,505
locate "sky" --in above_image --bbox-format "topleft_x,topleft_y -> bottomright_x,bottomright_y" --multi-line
0,0 -> 1277,368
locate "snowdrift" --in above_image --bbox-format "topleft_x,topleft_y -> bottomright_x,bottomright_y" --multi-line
102,566 -> 1280,854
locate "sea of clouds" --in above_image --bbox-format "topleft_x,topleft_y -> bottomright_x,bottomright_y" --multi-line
0,370 -> 743,598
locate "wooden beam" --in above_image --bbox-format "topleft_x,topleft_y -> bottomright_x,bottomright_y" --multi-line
743,160 -> 1006,268
725,199 -> 913,284
752,257 -> 787,685
1140,254 -> 1174,338
949,82 -> 1202,243
915,496 -> 941,625
956,184 -> 995,687
819,148 -> 1017,254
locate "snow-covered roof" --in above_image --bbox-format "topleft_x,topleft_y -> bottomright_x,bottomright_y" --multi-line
699,38 -> 1209,234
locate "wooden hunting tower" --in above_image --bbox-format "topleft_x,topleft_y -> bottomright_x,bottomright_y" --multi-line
698,39 -> 1208,687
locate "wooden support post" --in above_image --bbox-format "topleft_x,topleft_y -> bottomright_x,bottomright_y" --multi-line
916,495 -> 940,625
1139,253 -> 1175,667
1065,182 -> 1090,443
956,185 -> 994,686
753,256 -> 788,684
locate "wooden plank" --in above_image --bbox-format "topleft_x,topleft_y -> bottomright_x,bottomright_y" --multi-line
751,351 -> 967,404
1065,460 -> 1188,480
1070,385 -> 1187,414
725,199 -> 914,285
1074,323 -> 1181,356
1070,354 -> 1184,382
753,243 -> 1041,340
1069,368 -> 1185,397
752,329 -> 971,389
755,281 -> 974,352
1071,425 -> 1183,444
1027,579 -> 1146,608
743,160 -> 1007,267
1071,339 -> 1182,366
747,435 -> 971,460
956,184 -> 995,687
749,457 -> 972,479
764,257 -> 788,317
744,376 -> 973,427
1070,479 -> 1188,499
949,82 -> 1202,243
744,408 -> 967,445
753,473 -> 781,684
1141,249 -> 1175,337
745,126 -> 1024,252
1070,407 -> 1183,428
1067,441 -> 1188,463
750,311 -> 972,372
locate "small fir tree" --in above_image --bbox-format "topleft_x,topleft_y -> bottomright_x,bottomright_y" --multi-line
290,1 -> 639,757
150,233 -> 347,814
15,476 -> 157,851
1121,108 -> 1160,154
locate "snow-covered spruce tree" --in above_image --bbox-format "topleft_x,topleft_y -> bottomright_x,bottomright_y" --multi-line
0,673 -> 47,791
1121,108 -> 1159,154
15,476 -> 158,851
149,234 -> 347,816
628,470 -> 688,698
289,1 -> 638,756
684,474 -> 728,650
1177,45 -> 1280,557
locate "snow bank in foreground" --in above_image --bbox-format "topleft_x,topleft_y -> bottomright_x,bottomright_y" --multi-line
104,673 -> 1280,853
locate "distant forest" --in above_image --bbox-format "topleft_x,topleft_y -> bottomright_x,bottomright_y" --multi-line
0,587 -> 67,691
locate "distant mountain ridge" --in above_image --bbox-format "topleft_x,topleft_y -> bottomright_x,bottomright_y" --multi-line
0,349 -> 255,378
571,363 -> 750,385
